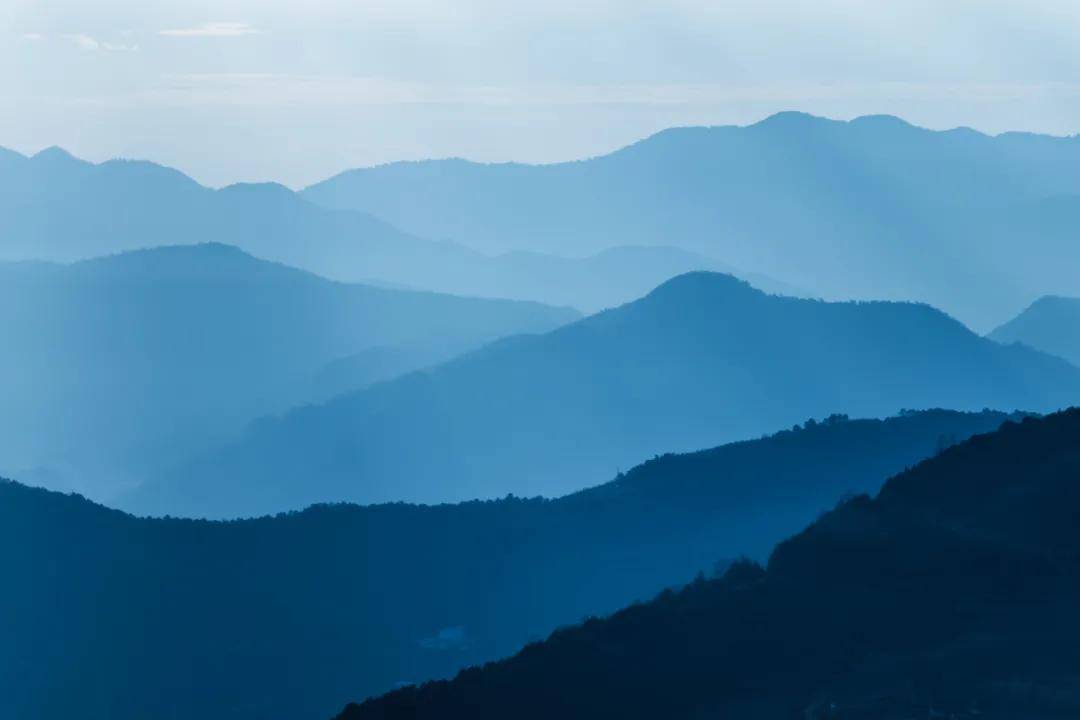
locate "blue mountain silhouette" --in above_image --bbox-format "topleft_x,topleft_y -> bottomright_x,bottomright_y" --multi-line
130,272 -> 1080,518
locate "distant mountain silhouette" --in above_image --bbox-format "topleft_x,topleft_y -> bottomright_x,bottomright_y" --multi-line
473,245 -> 807,309
131,272 -> 1080,518
0,244 -> 575,501
0,409 -> 1013,720
303,112 -> 1080,329
0,146 -> 781,312
339,407 -> 1080,720
990,295 -> 1080,367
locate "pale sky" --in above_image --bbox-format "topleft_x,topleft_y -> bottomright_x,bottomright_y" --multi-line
4,0 -> 1080,187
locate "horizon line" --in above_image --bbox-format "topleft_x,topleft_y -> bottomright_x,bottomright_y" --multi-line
4,109 -> 1079,192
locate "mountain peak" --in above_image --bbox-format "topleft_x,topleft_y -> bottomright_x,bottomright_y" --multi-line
1031,293 -> 1079,308
31,145 -> 84,165
219,181 -> 295,197
752,111 -> 836,131
217,181 -> 306,208
70,243 -> 271,280
989,294 -> 1080,366
95,158 -> 207,189
849,113 -> 915,131
641,271 -> 763,306
993,293 -> 1080,331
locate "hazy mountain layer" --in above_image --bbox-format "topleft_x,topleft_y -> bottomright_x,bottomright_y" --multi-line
0,244 -> 575,501
305,112 -> 1080,329
0,146 -> 780,312
0,410 -> 1011,720
340,408 -> 1080,720
990,295 -> 1080,367
132,272 -> 1080,518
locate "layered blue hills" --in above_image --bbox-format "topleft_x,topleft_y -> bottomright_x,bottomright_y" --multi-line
0,144 -> 778,312
0,409 -> 1013,720
128,271 -> 1080,518
990,294 -> 1080,367
305,112 -> 1080,329
0,243 -> 575,501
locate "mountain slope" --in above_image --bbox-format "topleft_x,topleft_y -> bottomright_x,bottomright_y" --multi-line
0,147 -> 458,277
134,272 -> 1080,518
0,244 -> 576,501
304,113 -> 1080,329
0,147 -> 779,312
990,295 -> 1080,367
459,244 -> 806,310
339,407 -> 1080,720
0,409 -> 1012,720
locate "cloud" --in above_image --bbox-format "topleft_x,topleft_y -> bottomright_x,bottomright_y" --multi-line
158,22 -> 260,38
60,33 -> 138,52
22,33 -> 44,41
63,33 -> 100,51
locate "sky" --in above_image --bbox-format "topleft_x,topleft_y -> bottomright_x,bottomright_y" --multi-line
5,0 -> 1080,187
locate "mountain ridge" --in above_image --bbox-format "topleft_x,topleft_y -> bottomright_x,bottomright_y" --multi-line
337,407 -> 1080,720
302,111 -> 1080,329
129,270 -> 1080,518
0,408 -> 1018,720
990,294 -> 1080,368
0,243 -> 576,502
0,145 -> 783,312
309,112 -> 1080,182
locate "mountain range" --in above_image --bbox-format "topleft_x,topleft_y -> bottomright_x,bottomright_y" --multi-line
339,407 -> 1080,720
305,112 -> 1080,330
128,271 -> 1080,518
0,144 -> 784,312
0,409 -> 1012,720
0,243 -> 574,501
990,295 -> 1080,367
6,110 -> 1080,720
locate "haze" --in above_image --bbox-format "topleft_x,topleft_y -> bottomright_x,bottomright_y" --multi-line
5,0 -> 1080,187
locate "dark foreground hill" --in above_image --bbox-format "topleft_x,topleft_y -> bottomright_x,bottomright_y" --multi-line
134,272 -> 1080,517
990,295 -> 1080,367
0,410 -> 1008,720
339,407 -> 1080,720
0,244 -> 574,502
